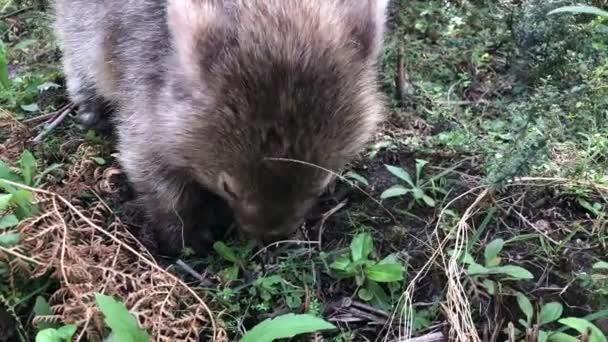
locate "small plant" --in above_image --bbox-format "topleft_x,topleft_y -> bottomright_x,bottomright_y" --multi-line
330,232 -> 405,308
94,293 -> 150,342
511,292 -> 608,342
459,238 -> 534,294
35,325 -> 77,342
213,240 -> 256,281
381,160 -> 448,208
240,313 -> 336,342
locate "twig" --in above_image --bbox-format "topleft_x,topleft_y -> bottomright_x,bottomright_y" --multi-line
176,259 -> 212,286
0,6 -> 34,19
391,332 -> 444,342
317,200 -> 347,249
31,104 -> 75,144
23,104 -> 71,124
250,240 -> 319,260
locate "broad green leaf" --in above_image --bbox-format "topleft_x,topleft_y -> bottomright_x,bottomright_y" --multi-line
213,241 -> 238,263
240,314 -> 336,342
380,185 -> 409,199
18,150 -> 37,186
330,255 -> 352,272
539,330 -> 548,342
421,194 -> 436,207
92,157 -> 106,165
491,265 -> 534,279
0,215 -> 18,229
350,232 -> 373,262
358,288 -> 374,301
33,296 -> 58,330
549,5 -> 608,18
0,41 -> 9,90
13,39 -> 36,50
548,332 -> 579,342
592,261 -> 608,270
484,238 -> 505,267
564,318 -> 608,342
482,279 -> 496,295
378,253 -> 400,265
467,263 -> 492,275
0,161 -> 20,182
516,292 -> 534,326
539,302 -> 563,325
344,171 -> 369,187
94,293 -> 149,342
385,165 -> 414,187
35,325 -> 77,342
0,194 -> 12,211
21,103 -> 40,113
412,188 -> 424,200
0,232 -> 19,247
365,263 -> 404,283
558,317 -> 607,342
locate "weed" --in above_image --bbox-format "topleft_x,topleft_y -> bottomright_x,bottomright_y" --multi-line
381,160 -> 449,208
329,232 -> 405,309
240,313 -> 335,342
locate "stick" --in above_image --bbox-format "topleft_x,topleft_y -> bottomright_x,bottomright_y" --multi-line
31,104 -> 74,144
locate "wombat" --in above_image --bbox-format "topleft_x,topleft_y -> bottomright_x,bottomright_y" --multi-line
53,0 -> 389,255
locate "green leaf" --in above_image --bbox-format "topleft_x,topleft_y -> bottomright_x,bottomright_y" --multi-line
0,161 -> 20,183
350,232 -> 373,262
0,41 -> 9,90
592,261 -> 608,270
482,279 -> 496,295
21,103 -> 40,113
213,241 -> 238,263
0,215 -> 18,229
365,263 -> 404,283
385,165 -> 414,187
0,194 -> 12,211
0,232 -> 19,247
539,302 -> 563,325
92,157 -> 106,165
516,292 -> 534,326
548,5 -> 608,18
467,263 -> 492,275
484,238 -> 505,267
380,185 -> 410,199
221,265 -> 239,281
94,293 -> 149,342
18,150 -> 37,186
35,325 -> 77,342
421,194 -> 436,207
547,332 -> 579,342
415,159 -> 429,180
33,296 -> 58,331
240,314 -> 336,342
330,255 -> 352,272
538,330 -> 548,342
558,317 -> 607,342
491,265 -> 534,279
358,288 -> 374,301
344,171 -> 369,186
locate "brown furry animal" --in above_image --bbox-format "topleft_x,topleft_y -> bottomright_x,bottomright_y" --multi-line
54,0 -> 390,255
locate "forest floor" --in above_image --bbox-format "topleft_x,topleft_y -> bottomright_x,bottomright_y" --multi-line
1,1 -> 607,341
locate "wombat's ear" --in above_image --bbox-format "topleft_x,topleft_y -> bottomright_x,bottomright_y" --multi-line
167,0 -> 226,72
343,0 -> 391,60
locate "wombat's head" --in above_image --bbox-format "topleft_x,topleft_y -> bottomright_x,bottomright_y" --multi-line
164,0 -> 389,242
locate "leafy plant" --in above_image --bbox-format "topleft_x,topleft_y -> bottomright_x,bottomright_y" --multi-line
95,293 -> 149,342
213,240 -> 256,281
459,238 -> 534,293
511,292 -> 608,342
549,5 -> 608,18
240,313 -> 336,342
381,160 -> 448,208
330,232 -> 405,309
35,325 -> 77,342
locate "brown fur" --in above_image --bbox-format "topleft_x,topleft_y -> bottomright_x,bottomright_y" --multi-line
54,0 -> 390,255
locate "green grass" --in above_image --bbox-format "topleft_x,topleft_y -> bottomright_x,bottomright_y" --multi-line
1,0 -> 607,341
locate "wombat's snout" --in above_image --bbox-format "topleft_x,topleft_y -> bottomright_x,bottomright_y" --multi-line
240,218 -> 304,244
